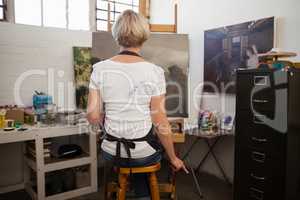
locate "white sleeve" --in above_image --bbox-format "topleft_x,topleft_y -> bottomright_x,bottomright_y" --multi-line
152,66 -> 166,96
89,66 -> 100,90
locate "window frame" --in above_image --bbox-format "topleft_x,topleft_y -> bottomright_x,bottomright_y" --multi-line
96,0 -> 140,32
14,0 -> 89,30
0,0 -> 6,21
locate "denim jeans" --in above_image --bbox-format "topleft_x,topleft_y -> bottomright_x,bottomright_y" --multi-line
102,151 -> 162,198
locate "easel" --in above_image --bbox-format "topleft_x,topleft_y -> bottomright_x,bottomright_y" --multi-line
104,0 -> 178,33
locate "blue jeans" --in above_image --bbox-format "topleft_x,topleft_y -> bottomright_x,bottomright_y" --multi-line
102,151 -> 162,197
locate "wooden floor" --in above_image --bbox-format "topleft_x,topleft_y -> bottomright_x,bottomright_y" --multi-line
0,170 -> 232,200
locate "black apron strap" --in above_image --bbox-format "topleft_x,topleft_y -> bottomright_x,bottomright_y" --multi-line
118,50 -> 142,57
103,126 -> 162,190
103,126 -> 161,166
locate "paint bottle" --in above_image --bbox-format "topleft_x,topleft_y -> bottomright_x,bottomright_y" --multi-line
0,109 -> 6,129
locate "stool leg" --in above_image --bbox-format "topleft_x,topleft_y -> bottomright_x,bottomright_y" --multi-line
148,172 -> 160,200
117,174 -> 128,200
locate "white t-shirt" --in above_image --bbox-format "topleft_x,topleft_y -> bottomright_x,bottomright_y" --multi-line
89,60 -> 166,158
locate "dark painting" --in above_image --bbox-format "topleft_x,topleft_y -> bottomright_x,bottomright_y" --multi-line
204,17 -> 274,93
92,32 -> 189,117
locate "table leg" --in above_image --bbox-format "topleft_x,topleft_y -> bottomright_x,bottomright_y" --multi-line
182,138 -> 204,198
182,138 -> 201,160
195,138 -> 221,172
206,139 -> 231,185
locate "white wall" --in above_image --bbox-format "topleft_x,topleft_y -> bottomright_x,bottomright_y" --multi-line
0,22 -> 91,110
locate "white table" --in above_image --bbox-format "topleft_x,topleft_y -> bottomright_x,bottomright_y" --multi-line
0,125 -> 98,200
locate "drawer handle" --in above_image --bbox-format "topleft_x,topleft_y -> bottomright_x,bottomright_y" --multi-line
254,76 -> 268,86
253,99 -> 269,103
253,114 -> 266,124
251,173 -> 266,181
249,187 -> 264,200
251,137 -> 267,143
251,151 -> 266,163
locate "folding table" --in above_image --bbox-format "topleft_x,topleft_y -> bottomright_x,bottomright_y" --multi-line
182,128 -> 234,198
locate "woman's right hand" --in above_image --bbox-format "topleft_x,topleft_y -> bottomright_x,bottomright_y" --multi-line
171,157 -> 189,174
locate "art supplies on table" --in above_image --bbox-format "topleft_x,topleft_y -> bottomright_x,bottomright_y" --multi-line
0,109 -> 6,128
198,110 -> 219,134
5,107 -> 24,123
198,110 -> 234,134
221,115 -> 234,131
5,119 -> 14,128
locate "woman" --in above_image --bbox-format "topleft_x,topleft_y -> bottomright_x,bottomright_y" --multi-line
87,10 -> 187,199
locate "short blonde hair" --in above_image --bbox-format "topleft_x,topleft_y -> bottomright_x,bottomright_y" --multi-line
112,10 -> 150,48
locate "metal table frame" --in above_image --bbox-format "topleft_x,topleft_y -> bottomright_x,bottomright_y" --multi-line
182,129 -> 233,198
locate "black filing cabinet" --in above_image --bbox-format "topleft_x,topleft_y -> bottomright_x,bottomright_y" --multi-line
234,69 -> 300,200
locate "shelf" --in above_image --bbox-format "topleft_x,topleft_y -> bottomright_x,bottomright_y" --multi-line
25,183 -> 95,200
0,130 -> 35,144
46,186 -> 94,200
1,125 -> 98,199
25,153 -> 92,172
45,154 -> 92,172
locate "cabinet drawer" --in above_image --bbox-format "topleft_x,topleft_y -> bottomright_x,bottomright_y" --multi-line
238,147 -> 285,185
235,111 -> 286,155
235,184 -> 285,200
236,72 -> 288,112
234,148 -> 285,200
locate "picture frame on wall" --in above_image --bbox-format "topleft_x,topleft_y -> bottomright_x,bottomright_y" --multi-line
203,17 -> 275,94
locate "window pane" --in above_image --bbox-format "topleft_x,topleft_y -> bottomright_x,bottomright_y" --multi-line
115,3 -> 132,12
118,0 -> 134,5
0,8 -> 3,20
97,0 -> 108,10
133,6 -> 139,13
97,10 -> 108,20
68,0 -> 89,30
15,0 -> 42,26
110,11 -> 116,21
115,12 -> 121,20
43,0 -> 66,28
97,20 -> 108,31
0,0 -> 3,6
133,0 -> 139,6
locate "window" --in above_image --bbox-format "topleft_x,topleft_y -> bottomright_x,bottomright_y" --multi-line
0,0 -> 5,21
15,0 -> 89,30
68,0 -> 89,30
43,0 -> 66,28
15,0 -> 42,26
96,0 -> 139,31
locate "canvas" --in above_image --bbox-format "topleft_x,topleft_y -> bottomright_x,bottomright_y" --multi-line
204,17 -> 274,93
92,32 -> 189,117
73,47 -> 92,110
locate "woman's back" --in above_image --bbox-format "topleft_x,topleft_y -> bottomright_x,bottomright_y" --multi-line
90,59 -> 166,158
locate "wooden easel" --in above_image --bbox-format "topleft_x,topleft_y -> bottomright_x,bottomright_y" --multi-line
106,0 -> 178,33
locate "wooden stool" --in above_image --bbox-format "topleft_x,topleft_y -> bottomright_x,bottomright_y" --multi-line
106,163 -> 161,200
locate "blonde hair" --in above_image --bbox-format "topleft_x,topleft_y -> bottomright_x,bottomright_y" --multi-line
112,10 -> 150,48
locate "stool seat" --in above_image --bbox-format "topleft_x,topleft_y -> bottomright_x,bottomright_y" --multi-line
119,163 -> 161,174
106,163 -> 161,200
